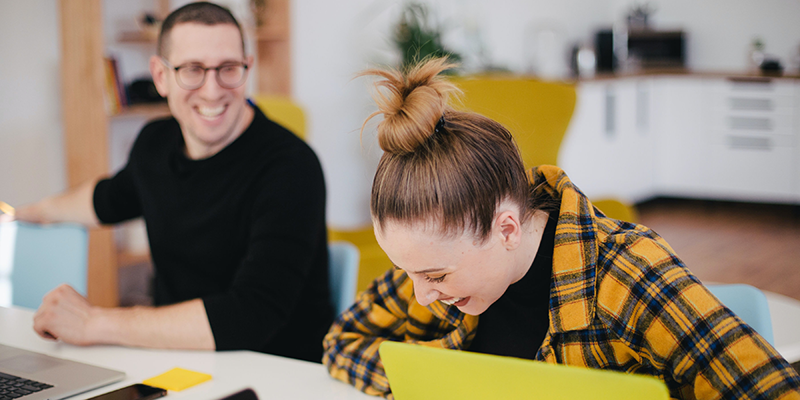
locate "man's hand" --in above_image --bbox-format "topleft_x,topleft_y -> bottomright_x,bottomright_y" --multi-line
13,203 -> 49,224
9,179 -> 102,227
1,203 -> 53,224
32,284 -> 214,350
33,284 -> 99,346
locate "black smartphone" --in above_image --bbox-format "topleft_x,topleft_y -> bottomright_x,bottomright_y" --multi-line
86,383 -> 167,400
217,388 -> 259,400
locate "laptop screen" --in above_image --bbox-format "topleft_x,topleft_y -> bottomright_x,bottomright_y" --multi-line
379,341 -> 669,400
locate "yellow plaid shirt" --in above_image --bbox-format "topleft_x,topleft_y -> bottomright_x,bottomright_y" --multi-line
323,165 -> 800,399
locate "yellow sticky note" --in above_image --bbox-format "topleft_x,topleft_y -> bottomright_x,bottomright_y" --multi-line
143,367 -> 212,391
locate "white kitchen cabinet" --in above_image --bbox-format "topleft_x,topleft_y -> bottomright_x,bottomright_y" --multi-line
559,78 -> 655,203
559,81 -> 608,196
562,74 -> 800,205
651,76 -> 713,197
705,78 -> 797,202
708,145 -> 795,201
614,78 -> 657,202
796,81 -> 800,200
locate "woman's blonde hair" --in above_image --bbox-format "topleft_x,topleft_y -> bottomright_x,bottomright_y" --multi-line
362,58 -> 535,242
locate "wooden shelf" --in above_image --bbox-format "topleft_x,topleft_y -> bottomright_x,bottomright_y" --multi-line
254,26 -> 289,42
61,0 -> 118,307
112,102 -> 171,119
117,250 -> 151,268
254,0 -> 290,96
118,30 -> 158,43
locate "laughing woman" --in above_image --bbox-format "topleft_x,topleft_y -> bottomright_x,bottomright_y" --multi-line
322,58 -> 800,399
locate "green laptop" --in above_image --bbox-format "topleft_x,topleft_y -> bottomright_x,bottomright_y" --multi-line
379,341 -> 670,400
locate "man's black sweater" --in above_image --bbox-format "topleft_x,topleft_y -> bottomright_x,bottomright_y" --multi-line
94,105 -> 333,362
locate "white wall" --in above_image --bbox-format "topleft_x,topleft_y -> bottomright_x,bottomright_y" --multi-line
608,0 -> 800,71
292,0 -> 396,229
0,0 -> 64,207
295,0 -> 800,228
2,0 -> 799,227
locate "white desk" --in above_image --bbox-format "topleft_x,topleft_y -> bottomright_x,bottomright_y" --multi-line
3,293 -> 799,400
0,306 -> 373,400
766,291 -> 800,364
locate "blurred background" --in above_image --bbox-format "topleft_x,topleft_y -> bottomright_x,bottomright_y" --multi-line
1,0 -> 799,306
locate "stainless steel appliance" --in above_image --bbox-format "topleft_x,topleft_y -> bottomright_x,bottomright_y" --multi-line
595,29 -> 686,72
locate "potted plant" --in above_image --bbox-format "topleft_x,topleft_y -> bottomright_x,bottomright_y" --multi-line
393,2 -> 461,70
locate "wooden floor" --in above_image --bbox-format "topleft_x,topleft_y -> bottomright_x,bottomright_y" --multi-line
637,198 -> 800,301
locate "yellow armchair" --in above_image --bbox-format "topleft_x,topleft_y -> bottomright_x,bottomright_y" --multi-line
452,76 -> 576,168
454,76 -> 638,224
252,95 -> 307,140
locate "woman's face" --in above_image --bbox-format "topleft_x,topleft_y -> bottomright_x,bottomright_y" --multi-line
375,219 -> 522,316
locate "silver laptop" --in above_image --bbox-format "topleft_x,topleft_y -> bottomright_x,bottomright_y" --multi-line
0,344 -> 125,400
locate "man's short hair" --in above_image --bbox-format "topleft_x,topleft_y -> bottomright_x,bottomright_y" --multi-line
158,1 -> 245,58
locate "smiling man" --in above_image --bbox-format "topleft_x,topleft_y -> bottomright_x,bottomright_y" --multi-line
11,2 -> 333,363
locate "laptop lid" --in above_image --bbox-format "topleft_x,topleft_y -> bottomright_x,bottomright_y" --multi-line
0,344 -> 125,400
379,341 -> 670,400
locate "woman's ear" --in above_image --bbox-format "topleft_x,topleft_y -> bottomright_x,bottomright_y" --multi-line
495,209 -> 523,251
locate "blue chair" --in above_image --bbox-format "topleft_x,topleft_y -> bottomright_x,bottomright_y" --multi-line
707,283 -> 774,345
328,241 -> 360,316
0,222 -> 88,310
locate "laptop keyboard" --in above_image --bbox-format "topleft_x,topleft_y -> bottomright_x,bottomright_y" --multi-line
0,372 -> 53,399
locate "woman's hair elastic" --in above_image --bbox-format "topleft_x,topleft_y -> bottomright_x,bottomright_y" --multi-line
434,116 -> 446,134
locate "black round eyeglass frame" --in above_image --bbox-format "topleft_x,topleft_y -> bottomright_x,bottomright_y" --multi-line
160,57 -> 249,90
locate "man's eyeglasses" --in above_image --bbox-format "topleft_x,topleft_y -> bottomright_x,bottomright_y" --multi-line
161,58 -> 249,90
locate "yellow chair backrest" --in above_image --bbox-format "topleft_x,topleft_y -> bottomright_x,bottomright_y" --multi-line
452,76 -> 577,168
252,95 -> 307,140
454,76 -> 637,223
591,198 -> 639,223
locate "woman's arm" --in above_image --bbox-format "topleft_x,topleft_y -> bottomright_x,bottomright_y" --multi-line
323,268 -> 478,398
323,268 -> 412,397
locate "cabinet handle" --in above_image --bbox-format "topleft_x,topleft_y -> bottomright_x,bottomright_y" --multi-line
728,135 -> 772,151
727,76 -> 772,84
729,97 -> 772,111
727,77 -> 773,92
636,84 -> 648,133
604,88 -> 615,137
729,116 -> 771,131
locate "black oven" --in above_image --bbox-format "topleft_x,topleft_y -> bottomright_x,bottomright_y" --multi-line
627,30 -> 685,68
595,29 -> 686,71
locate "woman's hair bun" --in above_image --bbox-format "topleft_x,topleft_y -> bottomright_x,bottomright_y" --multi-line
360,57 -> 460,154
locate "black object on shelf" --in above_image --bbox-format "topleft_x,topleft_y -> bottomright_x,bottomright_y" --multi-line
627,30 -> 686,69
595,29 -> 616,72
127,79 -> 165,104
760,59 -> 784,76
